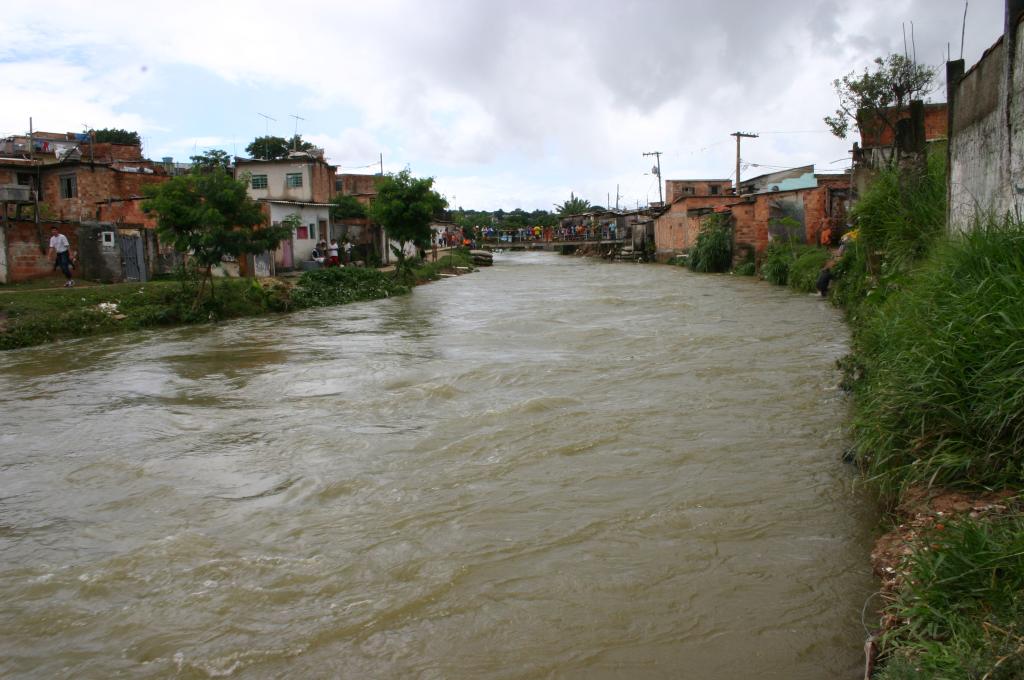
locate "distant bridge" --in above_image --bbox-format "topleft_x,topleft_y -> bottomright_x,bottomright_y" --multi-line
481,239 -> 627,252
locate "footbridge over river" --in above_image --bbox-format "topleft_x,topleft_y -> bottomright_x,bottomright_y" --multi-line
482,238 -> 627,252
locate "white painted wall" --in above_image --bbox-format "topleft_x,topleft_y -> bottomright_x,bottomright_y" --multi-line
236,161 -> 312,203
269,203 -> 332,264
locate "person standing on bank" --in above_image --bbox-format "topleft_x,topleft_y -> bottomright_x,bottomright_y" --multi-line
48,226 -> 74,287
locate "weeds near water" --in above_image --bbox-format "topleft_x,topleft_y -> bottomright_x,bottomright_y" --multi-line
851,217 -> 1024,498
688,214 -> 733,273
877,512 -> 1024,679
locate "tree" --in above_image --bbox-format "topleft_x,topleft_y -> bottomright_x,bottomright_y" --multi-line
92,128 -> 141,145
554,192 -> 592,216
190,149 -> 232,172
366,170 -> 446,279
143,168 -> 290,301
824,54 -> 936,142
245,135 -> 314,160
331,193 -> 367,220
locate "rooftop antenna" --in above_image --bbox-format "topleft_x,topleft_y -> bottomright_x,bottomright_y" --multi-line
289,114 -> 306,150
257,112 -> 276,159
960,1 -> 969,60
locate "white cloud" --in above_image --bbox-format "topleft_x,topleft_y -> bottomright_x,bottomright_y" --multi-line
0,0 -> 1008,208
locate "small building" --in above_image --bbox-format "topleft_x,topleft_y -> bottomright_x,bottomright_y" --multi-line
654,166 -> 851,262
664,178 -> 733,201
234,151 -> 338,270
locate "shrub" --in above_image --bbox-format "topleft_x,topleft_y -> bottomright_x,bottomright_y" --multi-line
291,267 -> 409,309
733,262 -> 756,276
760,241 -> 793,285
788,248 -> 831,293
688,214 -> 733,273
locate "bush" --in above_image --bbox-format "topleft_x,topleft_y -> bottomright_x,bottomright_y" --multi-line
291,267 -> 409,309
688,214 -> 733,273
760,242 -> 793,285
851,219 -> 1024,497
733,262 -> 756,276
788,248 -> 831,293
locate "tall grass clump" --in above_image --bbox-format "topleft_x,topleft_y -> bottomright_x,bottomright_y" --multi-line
832,152 -> 947,317
877,512 -> 1024,680
851,218 -> 1024,498
687,214 -> 733,273
760,240 -> 795,285
787,247 -> 831,293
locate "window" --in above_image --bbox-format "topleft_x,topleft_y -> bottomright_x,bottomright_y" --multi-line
286,173 -> 303,188
101,231 -> 115,247
59,174 -> 77,199
710,185 -> 720,195
309,223 -> 317,241
335,178 -> 344,192
251,174 -> 268,189
296,226 -> 309,240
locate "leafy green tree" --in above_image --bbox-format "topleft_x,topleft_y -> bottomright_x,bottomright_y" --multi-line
331,193 -> 367,220
245,135 -> 314,160
143,168 -> 290,301
824,54 -> 935,142
366,170 -> 446,280
190,149 -> 232,172
554,192 -> 592,216
91,128 -> 141,145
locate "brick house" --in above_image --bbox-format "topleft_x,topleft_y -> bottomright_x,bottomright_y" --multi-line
334,172 -> 385,265
0,132 -> 173,283
654,167 -> 851,262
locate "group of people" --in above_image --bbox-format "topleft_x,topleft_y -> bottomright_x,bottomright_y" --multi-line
311,238 -> 352,267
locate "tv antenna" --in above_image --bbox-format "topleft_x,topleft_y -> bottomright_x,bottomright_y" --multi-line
257,112 -> 276,159
289,114 -> 306,149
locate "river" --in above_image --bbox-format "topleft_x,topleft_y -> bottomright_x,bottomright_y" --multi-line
0,252 -> 876,678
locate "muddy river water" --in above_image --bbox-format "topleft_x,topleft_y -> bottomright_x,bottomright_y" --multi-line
0,252 -> 877,678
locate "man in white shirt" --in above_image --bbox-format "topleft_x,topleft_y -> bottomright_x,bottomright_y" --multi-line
48,226 -> 74,287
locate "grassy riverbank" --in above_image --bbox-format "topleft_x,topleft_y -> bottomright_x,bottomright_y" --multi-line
0,251 -> 473,351
818,154 -> 1023,677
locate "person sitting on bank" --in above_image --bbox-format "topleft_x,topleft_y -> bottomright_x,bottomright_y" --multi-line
48,226 -> 74,287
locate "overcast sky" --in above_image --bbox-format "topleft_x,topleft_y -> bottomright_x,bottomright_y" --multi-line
0,0 -> 1007,210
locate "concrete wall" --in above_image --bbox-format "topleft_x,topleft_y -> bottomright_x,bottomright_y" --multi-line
237,159 -> 337,204
268,203 -> 332,267
948,6 -> 1024,228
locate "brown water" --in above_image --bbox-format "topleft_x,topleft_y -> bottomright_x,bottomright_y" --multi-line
0,252 -> 876,678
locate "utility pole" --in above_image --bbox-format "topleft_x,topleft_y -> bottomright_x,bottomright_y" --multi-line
289,114 -> 305,149
643,151 -> 663,204
731,132 -> 758,194
379,153 -> 384,175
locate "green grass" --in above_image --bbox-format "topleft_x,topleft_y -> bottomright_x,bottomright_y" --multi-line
732,262 -> 756,276
850,219 -> 1024,499
0,264 -> 430,351
409,249 -> 473,282
788,247 -> 831,293
878,512 -> 1024,680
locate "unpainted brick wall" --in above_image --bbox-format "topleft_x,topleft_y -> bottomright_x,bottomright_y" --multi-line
3,220 -> 78,282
